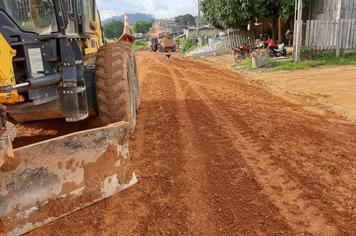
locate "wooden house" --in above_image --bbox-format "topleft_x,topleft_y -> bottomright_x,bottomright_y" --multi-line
303,0 -> 356,51
310,0 -> 356,20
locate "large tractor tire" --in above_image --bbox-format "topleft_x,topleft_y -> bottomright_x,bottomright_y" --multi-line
95,43 -> 136,133
119,41 -> 140,111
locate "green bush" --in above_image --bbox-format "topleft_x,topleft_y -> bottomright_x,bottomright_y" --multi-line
105,38 -> 117,44
181,33 -> 196,54
133,40 -> 145,51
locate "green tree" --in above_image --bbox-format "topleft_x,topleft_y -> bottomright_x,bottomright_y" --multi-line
103,19 -> 124,39
201,0 -> 310,38
132,19 -> 154,34
174,14 -> 196,25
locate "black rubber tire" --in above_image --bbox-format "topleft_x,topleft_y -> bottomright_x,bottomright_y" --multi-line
234,52 -> 244,63
119,41 -> 140,112
95,43 -> 136,133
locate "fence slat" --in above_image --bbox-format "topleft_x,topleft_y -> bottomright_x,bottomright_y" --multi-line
330,20 -> 334,49
306,20 -> 310,47
322,20 -> 326,50
353,20 -> 356,48
338,20 -> 342,49
310,20 -> 314,48
329,20 -> 332,49
344,20 -> 347,49
320,21 -> 323,50
304,19 -> 356,51
346,19 -> 351,49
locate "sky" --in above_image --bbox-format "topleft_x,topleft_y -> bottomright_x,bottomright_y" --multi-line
96,0 -> 199,21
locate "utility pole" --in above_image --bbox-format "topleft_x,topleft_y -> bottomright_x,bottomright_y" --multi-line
197,0 -> 200,36
294,0 -> 302,63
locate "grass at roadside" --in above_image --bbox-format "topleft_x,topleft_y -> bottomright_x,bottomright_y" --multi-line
237,52 -> 356,71
104,39 -> 146,51
133,40 -> 145,51
106,39 -> 117,44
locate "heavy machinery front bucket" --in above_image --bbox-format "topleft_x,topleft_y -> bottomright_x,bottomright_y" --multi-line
0,121 -> 137,235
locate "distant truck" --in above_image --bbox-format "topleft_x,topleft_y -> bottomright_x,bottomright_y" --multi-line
159,35 -> 176,52
135,33 -> 144,39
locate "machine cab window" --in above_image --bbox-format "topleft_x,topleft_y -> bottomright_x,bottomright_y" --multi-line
0,0 -> 58,34
83,0 -> 94,21
82,0 -> 96,33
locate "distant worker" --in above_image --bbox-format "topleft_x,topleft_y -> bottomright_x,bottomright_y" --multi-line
285,30 -> 293,46
266,36 -> 276,47
160,32 -> 170,44
265,36 -> 276,49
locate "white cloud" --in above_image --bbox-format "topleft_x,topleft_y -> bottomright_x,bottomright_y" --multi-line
97,0 -> 199,20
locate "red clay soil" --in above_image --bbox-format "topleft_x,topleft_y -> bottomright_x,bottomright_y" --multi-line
18,51 -> 356,236
149,24 -> 161,38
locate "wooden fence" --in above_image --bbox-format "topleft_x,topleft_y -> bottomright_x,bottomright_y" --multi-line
220,30 -> 257,54
305,19 -> 356,50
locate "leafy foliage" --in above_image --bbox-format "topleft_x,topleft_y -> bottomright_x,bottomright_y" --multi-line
103,18 -> 154,40
174,14 -> 196,25
132,19 -> 154,34
103,20 -> 124,39
181,33 -> 196,53
102,13 -> 156,26
133,40 -> 145,51
201,0 -> 310,30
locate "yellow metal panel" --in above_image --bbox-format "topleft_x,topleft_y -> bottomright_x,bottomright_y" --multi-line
84,10 -> 104,55
0,33 -> 24,104
0,33 -> 16,86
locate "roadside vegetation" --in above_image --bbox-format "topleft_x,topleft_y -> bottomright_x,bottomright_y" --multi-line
202,0 -> 310,39
104,19 -> 153,40
237,52 -> 356,71
105,39 -> 117,44
133,40 -> 145,51
181,33 -> 196,53
103,38 -> 145,51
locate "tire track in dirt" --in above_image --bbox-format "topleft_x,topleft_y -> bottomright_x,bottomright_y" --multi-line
24,51 -> 356,236
129,56 -> 192,235
187,62 -> 356,234
167,58 -> 339,235
179,58 -> 356,234
155,58 -> 219,235
157,57 -> 294,235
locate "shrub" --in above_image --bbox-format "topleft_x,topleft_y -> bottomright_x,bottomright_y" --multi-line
181,33 -> 196,54
133,40 -> 145,51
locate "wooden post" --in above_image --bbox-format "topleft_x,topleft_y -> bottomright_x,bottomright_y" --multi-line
278,18 -> 282,42
197,0 -> 200,36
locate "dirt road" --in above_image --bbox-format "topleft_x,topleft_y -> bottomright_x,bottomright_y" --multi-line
149,24 -> 161,38
23,51 -> 356,235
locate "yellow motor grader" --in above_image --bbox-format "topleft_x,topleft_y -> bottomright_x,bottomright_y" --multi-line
0,0 -> 140,234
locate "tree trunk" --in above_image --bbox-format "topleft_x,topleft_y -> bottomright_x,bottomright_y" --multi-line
272,18 -> 278,40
